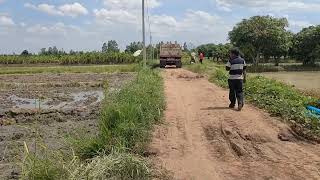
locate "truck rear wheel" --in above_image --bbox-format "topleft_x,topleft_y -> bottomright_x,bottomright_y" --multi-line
176,61 -> 182,68
160,61 -> 166,68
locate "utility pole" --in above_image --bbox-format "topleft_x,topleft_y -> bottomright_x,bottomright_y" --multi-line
142,0 -> 146,68
151,35 -> 154,62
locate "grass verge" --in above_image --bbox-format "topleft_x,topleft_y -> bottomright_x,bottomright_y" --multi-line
185,61 -> 320,138
21,68 -> 165,179
0,64 -> 139,75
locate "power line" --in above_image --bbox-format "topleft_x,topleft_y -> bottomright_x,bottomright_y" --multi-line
142,0 -> 146,68
146,0 -> 154,62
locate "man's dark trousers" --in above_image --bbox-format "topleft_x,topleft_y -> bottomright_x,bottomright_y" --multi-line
228,79 -> 244,106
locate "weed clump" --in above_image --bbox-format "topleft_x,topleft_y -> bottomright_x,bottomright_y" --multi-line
21,142 -> 72,180
70,152 -> 151,180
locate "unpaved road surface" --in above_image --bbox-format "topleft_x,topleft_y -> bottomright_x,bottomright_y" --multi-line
151,69 -> 320,180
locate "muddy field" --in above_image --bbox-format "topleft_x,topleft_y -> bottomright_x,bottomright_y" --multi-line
0,73 -> 135,179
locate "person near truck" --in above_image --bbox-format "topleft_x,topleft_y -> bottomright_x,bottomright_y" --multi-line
190,52 -> 196,64
226,48 -> 247,111
199,52 -> 204,64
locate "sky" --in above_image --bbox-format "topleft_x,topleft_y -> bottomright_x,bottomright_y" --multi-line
0,0 -> 319,54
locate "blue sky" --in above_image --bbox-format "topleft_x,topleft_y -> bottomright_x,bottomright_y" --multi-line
0,0 -> 319,54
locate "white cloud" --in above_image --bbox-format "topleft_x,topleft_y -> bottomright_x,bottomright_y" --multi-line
24,2 -> 88,17
215,0 -> 320,12
26,22 -> 82,37
290,20 -> 313,28
20,22 -> 26,27
0,0 -> 6,3
58,3 -> 88,17
94,7 -> 230,44
103,0 -> 161,9
0,15 -> 15,26
94,9 -> 138,24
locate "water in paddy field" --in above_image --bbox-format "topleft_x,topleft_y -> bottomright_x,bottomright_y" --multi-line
253,71 -> 320,91
7,90 -> 104,110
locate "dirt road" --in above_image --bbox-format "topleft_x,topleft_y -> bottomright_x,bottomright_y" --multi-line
151,69 -> 320,180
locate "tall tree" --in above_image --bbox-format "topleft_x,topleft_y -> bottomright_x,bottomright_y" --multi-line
48,47 -> 53,55
39,48 -> 46,55
21,50 -> 29,56
183,42 -> 189,52
125,41 -> 143,53
229,16 -> 290,65
52,46 -> 58,55
106,40 -> 120,53
293,25 -> 320,65
102,43 -> 107,52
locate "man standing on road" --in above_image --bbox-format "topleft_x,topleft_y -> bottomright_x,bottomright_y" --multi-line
226,48 -> 246,111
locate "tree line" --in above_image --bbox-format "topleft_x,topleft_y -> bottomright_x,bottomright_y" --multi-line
195,16 -> 319,66
3,15 -> 319,66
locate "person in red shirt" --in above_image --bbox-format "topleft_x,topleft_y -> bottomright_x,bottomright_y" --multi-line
199,52 -> 204,64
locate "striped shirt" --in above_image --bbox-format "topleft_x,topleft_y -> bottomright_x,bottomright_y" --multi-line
226,57 -> 246,80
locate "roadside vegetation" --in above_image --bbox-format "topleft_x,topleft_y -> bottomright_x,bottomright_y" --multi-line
0,52 -> 140,65
185,61 -> 320,139
0,64 -> 139,75
21,69 -> 165,180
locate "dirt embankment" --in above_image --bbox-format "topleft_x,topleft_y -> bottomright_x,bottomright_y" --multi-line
151,69 -> 320,180
0,73 -> 135,179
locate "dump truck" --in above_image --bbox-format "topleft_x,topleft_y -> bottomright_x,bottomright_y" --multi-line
160,42 -> 182,68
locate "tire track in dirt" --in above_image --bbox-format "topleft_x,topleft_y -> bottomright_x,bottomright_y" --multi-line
151,69 -> 320,180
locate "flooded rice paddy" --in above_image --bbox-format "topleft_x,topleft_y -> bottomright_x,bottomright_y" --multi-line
0,73 -> 135,179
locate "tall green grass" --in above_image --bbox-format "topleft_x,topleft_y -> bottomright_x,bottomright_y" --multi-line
0,52 -> 140,65
0,64 -> 139,75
